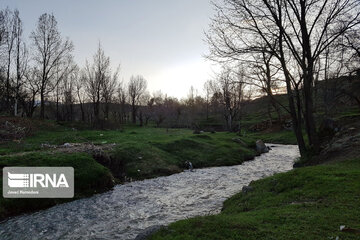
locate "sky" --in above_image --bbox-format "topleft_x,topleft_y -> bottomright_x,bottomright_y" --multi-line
1,0 -> 220,99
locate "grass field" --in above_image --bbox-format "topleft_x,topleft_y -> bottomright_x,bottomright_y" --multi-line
149,157 -> 360,240
0,121 -> 262,220
0,124 -> 259,178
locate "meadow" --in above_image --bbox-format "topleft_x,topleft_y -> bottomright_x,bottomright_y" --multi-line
150,157 -> 360,240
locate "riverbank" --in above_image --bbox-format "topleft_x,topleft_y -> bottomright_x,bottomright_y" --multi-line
0,118 -> 263,221
149,156 -> 360,240
0,144 -> 299,239
0,152 -> 114,220
147,111 -> 360,239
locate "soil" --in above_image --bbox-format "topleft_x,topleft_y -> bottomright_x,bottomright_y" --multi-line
317,116 -> 360,164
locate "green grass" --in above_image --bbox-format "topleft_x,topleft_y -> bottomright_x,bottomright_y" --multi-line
149,157 -> 360,240
0,125 -> 258,180
109,129 -> 257,179
0,152 -> 114,220
0,124 -> 259,219
243,130 -> 298,145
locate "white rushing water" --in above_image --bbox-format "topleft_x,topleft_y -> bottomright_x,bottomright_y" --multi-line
0,144 -> 299,240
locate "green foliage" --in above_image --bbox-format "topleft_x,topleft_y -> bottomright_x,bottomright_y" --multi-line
245,130 -> 298,145
0,125 -> 259,220
108,128 -> 257,179
150,158 -> 360,240
0,125 -> 258,180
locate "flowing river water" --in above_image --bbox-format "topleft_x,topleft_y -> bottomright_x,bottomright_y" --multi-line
0,144 -> 299,240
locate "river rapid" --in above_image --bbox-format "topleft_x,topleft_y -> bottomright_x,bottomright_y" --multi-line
0,144 -> 299,240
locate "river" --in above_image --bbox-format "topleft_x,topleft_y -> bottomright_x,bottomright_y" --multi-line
0,144 -> 299,240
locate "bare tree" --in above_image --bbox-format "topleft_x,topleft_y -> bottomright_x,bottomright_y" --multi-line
242,49 -> 284,124
31,13 -> 73,119
3,8 -> 16,110
204,80 -> 212,120
22,67 -> 40,117
59,63 -> 77,121
83,43 -> 109,123
74,70 -> 87,122
13,9 -> 28,116
0,9 -> 8,111
128,75 -> 147,124
206,0 -> 360,156
83,43 -> 119,124
0,10 -> 6,46
116,80 -> 128,124
212,67 -> 244,131
151,91 -> 166,127
344,30 -> 360,71
137,92 -> 150,126
102,66 -> 119,120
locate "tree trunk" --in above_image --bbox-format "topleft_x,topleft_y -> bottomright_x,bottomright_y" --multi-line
80,103 -> 85,122
139,111 -> 143,127
267,97 -> 273,127
279,53 -> 307,156
14,99 -> 18,116
131,101 -> 136,124
303,64 -> 320,153
104,102 -> 109,120
40,89 -> 45,119
300,3 -> 319,153
277,27 -> 307,157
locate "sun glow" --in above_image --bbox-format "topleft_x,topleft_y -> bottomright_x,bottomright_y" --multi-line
147,59 -> 217,99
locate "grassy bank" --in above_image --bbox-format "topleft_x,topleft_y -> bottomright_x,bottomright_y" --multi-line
149,157 -> 360,240
0,124 -> 259,179
0,121 -> 261,220
0,152 -> 114,220
111,128 -> 257,179
246,130 -> 298,145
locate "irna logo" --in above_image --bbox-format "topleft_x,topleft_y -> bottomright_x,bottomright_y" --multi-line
3,167 -> 74,198
8,172 -> 69,188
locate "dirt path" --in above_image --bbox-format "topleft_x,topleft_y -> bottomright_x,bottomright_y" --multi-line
4,143 -> 117,157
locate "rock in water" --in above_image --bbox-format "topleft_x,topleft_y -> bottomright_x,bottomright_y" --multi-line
63,143 -> 72,148
256,140 -> 269,154
242,185 -> 254,194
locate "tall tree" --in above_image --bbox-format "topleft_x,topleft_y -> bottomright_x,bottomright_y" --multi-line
212,67 -> 244,131
31,13 -> 73,119
3,8 -> 16,110
0,10 -> 6,45
83,43 -> 118,124
102,66 -> 119,120
128,75 -> 147,124
13,9 -> 28,116
116,81 -> 128,124
76,70 -> 87,122
22,67 -> 40,118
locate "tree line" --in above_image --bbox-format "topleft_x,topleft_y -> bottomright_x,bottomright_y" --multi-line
0,7 -> 253,131
1,2 -> 360,159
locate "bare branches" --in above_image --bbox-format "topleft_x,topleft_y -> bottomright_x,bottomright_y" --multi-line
128,75 -> 147,124
30,13 -> 74,119
82,43 -> 119,123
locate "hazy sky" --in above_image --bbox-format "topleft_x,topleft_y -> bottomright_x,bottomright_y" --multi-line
2,0 -> 219,99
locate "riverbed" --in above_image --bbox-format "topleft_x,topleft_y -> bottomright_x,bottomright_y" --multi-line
0,144 -> 299,240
